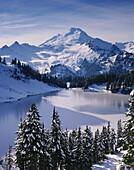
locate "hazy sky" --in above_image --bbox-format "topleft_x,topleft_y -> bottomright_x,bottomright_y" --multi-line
0,0 -> 134,47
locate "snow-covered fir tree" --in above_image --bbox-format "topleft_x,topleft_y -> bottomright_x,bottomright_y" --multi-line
92,129 -> 100,163
60,129 -> 71,170
14,118 -> 25,169
75,127 -> 83,169
12,103 -> 131,169
100,122 -> 112,155
4,153 -> 8,170
4,145 -> 13,170
68,129 -> 77,169
82,126 -> 93,169
101,126 -> 108,154
106,121 -> 111,154
97,132 -> 105,161
49,107 -> 65,170
15,104 -> 45,170
116,119 -> 124,151
122,90 -> 134,167
110,128 -> 116,154
39,123 -> 50,170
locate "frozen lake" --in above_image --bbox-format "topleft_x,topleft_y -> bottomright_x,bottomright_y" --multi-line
0,89 -> 129,157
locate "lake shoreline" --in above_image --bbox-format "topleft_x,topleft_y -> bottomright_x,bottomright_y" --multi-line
84,83 -> 131,96
0,89 -> 129,157
0,88 -> 60,104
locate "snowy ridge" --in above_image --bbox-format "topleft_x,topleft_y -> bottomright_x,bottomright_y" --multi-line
87,38 -> 112,52
0,63 -> 58,103
115,41 -> 134,53
0,27 -> 134,78
40,27 -> 93,46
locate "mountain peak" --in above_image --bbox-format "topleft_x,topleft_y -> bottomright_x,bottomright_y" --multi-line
64,27 -> 93,42
41,27 -> 93,46
69,27 -> 83,33
1,45 -> 9,49
14,41 -> 20,45
10,41 -> 20,47
10,41 -> 21,49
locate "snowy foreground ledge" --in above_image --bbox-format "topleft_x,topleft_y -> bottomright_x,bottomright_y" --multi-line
0,152 -> 131,170
0,63 -> 59,103
93,151 -> 133,170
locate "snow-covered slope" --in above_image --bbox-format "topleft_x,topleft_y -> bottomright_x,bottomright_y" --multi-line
49,64 -> 76,78
87,38 -> 112,52
40,27 -> 93,46
0,27 -> 134,78
38,28 -> 134,77
0,42 -> 43,67
115,41 -> 134,53
0,63 -> 58,103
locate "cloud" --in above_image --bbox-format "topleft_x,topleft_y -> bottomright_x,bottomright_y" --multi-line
0,0 -> 133,46
0,12 -> 39,32
0,23 -> 38,30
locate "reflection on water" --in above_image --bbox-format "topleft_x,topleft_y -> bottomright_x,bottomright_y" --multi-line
0,91 -> 58,157
46,89 -> 129,115
0,89 -> 129,157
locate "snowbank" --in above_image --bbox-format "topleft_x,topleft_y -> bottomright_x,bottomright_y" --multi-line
93,151 -> 133,170
84,83 -> 109,93
0,63 -> 59,103
93,152 -> 123,170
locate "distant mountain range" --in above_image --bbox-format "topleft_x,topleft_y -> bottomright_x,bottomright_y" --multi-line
0,27 -> 134,78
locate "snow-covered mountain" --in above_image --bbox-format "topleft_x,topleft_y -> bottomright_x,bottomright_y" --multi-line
40,27 -> 92,46
115,41 -> 134,54
0,63 -> 58,103
0,27 -> 134,78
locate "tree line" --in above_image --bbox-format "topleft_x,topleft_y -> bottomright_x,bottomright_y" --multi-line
2,92 -> 134,169
1,57 -> 134,93
0,56 -> 7,65
106,71 -> 134,94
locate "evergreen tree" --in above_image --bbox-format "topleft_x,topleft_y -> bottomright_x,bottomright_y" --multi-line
92,129 -> 99,163
11,58 -> 17,65
106,121 -> 111,154
100,122 -> 111,155
98,132 -> 105,161
4,145 -> 14,170
39,124 -> 50,170
14,118 -> 25,169
49,107 -> 65,170
17,60 -> 21,67
106,82 -> 110,90
82,126 -> 93,169
4,153 -> 8,170
14,58 -> 17,65
116,119 -> 124,151
61,129 -> 71,170
101,126 -> 108,154
75,127 -> 83,169
94,129 -> 105,162
2,57 -> 6,65
15,104 -> 44,170
122,90 -> 134,167
110,128 -> 116,154
68,129 -> 77,169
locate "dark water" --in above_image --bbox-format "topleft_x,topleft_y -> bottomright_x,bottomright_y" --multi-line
0,89 -> 129,157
